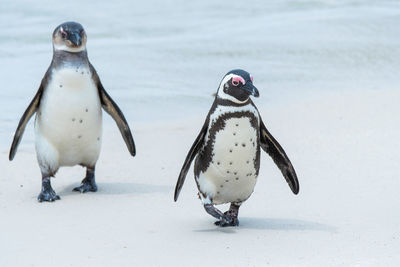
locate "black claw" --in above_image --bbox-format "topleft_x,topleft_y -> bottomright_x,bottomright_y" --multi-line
38,178 -> 60,202
214,204 -> 241,227
37,193 -> 60,202
214,217 -> 239,227
204,203 -> 240,227
73,167 -> 97,193
73,178 -> 97,193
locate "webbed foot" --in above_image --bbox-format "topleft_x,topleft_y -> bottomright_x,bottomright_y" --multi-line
38,177 -> 60,202
214,203 -> 241,227
73,167 -> 97,193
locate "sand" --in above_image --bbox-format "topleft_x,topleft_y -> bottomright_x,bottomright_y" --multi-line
1,87 -> 399,266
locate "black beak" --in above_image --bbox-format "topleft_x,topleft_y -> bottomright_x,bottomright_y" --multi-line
69,32 -> 82,47
242,83 -> 259,97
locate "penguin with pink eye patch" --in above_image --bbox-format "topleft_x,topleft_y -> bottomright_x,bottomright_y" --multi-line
174,69 -> 299,227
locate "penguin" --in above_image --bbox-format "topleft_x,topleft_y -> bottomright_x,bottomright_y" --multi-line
174,69 -> 299,227
9,22 -> 136,202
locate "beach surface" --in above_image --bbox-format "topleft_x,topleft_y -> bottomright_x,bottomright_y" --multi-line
1,88 -> 399,266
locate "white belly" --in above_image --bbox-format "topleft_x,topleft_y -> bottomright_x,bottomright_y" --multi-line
198,117 -> 259,205
35,66 -> 102,167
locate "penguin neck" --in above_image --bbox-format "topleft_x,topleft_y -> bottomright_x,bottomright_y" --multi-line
215,96 -> 251,107
52,50 -> 89,69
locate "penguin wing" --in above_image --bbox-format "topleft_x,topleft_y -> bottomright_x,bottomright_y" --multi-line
174,122 -> 208,201
90,64 -> 136,156
259,117 -> 299,194
9,85 -> 43,161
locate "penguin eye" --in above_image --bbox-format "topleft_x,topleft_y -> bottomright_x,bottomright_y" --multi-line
60,28 -> 67,38
231,76 -> 245,87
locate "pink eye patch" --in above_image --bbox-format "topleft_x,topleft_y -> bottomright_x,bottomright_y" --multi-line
232,76 -> 245,86
60,27 -> 67,37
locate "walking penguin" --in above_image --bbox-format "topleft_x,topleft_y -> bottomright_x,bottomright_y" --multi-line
9,22 -> 136,202
174,69 -> 299,226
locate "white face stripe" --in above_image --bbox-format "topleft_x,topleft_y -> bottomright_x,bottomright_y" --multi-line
53,43 -> 86,53
217,74 -> 248,104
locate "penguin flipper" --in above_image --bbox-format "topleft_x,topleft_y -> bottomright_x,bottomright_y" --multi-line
90,64 -> 136,156
174,122 -> 208,201
259,117 -> 299,194
9,86 -> 43,161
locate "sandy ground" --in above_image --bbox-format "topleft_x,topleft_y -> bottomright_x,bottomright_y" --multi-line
1,88 -> 399,267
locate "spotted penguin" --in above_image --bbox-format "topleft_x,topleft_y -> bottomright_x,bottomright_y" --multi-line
174,69 -> 299,226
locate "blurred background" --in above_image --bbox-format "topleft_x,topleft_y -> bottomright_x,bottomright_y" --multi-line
0,0 -> 399,148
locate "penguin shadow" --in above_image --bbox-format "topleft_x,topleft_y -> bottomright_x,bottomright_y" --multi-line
194,217 -> 335,233
239,217 -> 336,232
58,182 -> 172,196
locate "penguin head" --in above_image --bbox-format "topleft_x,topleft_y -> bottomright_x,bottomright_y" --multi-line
52,22 -> 87,53
216,69 -> 259,103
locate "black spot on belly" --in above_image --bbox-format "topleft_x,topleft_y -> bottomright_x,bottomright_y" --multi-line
225,180 -> 229,183
246,160 -> 249,164
217,161 -> 220,165
236,177 -> 239,180
234,172 -> 237,175
78,135 -> 82,139
226,170 -> 230,174
220,185 -> 223,188
85,108 -> 88,112
79,119 -> 83,123
194,103 -> 261,178
229,149 -> 232,153
81,71 -> 84,75
72,118 -> 76,122
97,137 -> 100,141
242,143 -> 246,147
229,161 -> 233,165
233,132 -> 236,136
235,123 -> 239,127
59,84 -> 63,88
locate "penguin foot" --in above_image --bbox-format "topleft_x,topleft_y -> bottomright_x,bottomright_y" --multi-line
73,167 -> 97,193
214,203 -> 241,227
214,217 -> 239,227
73,177 -> 97,193
203,203 -> 238,227
214,211 -> 239,227
38,178 -> 60,202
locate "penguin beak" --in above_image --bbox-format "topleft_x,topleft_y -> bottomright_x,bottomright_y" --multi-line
69,32 -> 82,47
243,83 -> 260,98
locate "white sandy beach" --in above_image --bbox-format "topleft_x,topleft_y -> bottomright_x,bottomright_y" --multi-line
1,88 -> 399,266
1,0 -> 399,266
